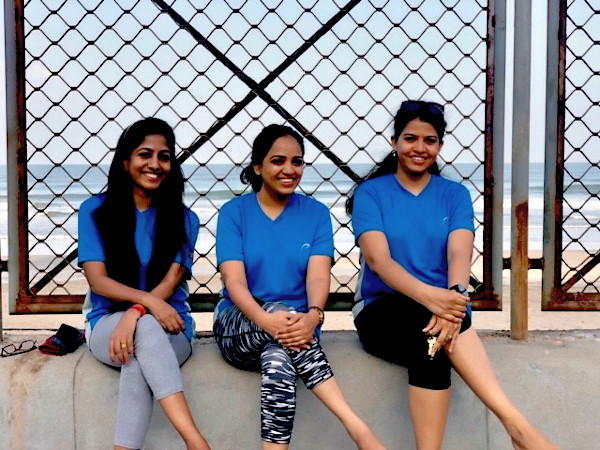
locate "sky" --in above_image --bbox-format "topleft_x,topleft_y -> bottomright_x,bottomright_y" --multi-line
0,0 -> 552,166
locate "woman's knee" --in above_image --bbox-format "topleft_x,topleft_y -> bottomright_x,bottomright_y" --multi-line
261,343 -> 295,382
134,315 -> 169,348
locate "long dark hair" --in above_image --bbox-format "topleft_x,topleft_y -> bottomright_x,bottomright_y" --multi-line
240,124 -> 305,191
94,117 -> 186,292
346,100 -> 446,215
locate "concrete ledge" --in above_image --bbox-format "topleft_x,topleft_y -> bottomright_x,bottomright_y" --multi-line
1,330 -> 598,449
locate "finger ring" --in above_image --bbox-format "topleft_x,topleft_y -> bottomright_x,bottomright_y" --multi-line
120,343 -> 127,349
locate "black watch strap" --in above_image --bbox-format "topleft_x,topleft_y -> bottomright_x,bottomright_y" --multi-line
449,284 -> 469,297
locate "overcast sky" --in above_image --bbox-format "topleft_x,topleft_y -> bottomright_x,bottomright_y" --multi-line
0,0 -> 550,165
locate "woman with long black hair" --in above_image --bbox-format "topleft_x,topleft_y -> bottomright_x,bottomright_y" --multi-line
78,118 -> 210,450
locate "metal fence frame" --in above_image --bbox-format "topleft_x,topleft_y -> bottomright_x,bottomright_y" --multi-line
543,0 -> 600,310
4,0 -> 504,315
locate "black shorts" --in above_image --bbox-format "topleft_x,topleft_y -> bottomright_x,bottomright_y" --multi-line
354,293 -> 471,390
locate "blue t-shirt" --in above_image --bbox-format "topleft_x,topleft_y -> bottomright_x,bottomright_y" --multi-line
78,194 -> 200,342
352,173 -> 475,315
215,192 -> 334,315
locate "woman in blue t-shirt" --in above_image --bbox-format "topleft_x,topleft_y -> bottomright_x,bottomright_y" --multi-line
347,101 -> 555,449
213,124 -> 383,449
78,118 -> 210,450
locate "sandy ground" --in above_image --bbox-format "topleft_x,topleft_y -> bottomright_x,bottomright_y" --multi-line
2,250 -> 599,337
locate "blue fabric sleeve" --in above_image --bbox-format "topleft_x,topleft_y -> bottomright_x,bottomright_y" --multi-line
449,185 -> 475,234
310,204 -> 334,257
216,200 -> 244,266
77,196 -> 105,266
351,182 -> 385,241
174,209 -> 200,273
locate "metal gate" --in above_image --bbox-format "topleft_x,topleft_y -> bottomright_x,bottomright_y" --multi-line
543,0 -> 600,310
5,0 -> 501,313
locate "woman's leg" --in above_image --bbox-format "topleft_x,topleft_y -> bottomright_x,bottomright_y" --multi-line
261,342 -> 297,448
291,339 -> 383,449
355,295 -> 453,449
408,385 -> 451,450
132,315 -> 209,450
89,312 -> 154,449
447,328 -> 556,449
214,303 -> 297,447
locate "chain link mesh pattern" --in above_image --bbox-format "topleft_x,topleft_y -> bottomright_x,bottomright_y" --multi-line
24,0 -> 489,304
563,0 -> 600,293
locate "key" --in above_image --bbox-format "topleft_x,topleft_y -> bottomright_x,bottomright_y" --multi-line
427,335 -> 437,359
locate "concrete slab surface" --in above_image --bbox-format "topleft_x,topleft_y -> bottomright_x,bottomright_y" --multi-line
1,330 -> 599,449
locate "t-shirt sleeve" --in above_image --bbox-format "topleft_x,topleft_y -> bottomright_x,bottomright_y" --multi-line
174,209 -> 200,274
311,203 -> 334,258
351,182 -> 384,242
216,200 -> 244,266
77,197 -> 105,266
449,184 -> 475,233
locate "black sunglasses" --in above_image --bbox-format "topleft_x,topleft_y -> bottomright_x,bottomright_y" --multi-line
1,339 -> 37,357
401,100 -> 445,115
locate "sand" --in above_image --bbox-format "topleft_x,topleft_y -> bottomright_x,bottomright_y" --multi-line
2,250 -> 599,336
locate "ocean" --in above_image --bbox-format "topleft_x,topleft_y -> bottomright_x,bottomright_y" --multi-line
0,162 -> 599,261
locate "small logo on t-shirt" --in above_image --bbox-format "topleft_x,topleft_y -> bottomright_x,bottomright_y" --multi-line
301,243 -> 311,250
442,216 -> 449,224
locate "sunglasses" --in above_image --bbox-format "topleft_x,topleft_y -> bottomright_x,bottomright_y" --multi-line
401,100 -> 445,115
1,339 -> 37,357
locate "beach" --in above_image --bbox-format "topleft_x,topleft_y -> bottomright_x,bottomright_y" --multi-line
3,248 -> 599,336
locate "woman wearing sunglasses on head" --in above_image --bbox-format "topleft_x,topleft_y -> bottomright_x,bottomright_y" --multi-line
213,124 -> 384,449
78,118 -> 210,450
347,101 -> 556,450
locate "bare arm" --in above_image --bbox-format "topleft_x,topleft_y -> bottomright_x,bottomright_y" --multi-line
358,230 -> 468,321
220,260 -> 294,337
150,262 -> 187,301
277,255 -> 331,349
447,229 -> 474,288
82,261 -> 184,333
426,228 -> 475,354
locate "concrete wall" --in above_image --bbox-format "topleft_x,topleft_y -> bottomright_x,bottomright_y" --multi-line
1,330 -> 598,449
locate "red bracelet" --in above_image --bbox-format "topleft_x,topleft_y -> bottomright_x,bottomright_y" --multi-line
129,304 -> 146,317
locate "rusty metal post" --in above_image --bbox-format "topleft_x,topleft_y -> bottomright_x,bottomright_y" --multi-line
543,0 -> 563,310
510,0 -> 532,340
492,0 -> 506,307
4,0 -> 24,330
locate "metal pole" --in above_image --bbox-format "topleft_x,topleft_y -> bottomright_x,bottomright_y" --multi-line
492,0 -> 506,308
4,1 -> 17,335
542,0 -> 563,310
510,0 -> 532,339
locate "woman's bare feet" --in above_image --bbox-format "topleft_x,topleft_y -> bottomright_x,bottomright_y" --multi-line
504,418 -> 557,450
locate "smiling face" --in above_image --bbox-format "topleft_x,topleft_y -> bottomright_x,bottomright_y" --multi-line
254,135 -> 304,200
393,118 -> 442,181
123,134 -> 172,202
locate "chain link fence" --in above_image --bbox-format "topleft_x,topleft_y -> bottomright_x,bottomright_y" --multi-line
557,0 -> 600,298
19,0 -> 492,311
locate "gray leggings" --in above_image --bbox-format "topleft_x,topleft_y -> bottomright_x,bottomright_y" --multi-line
88,312 -> 192,449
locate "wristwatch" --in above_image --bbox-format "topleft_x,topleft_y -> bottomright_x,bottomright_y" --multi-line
308,306 -> 325,325
449,284 -> 469,297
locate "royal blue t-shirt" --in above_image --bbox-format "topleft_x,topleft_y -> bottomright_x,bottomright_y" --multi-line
352,174 -> 475,316
78,194 -> 199,342
215,192 -> 334,316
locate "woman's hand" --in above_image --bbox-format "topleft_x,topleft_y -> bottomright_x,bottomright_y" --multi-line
420,285 -> 468,322
259,310 -> 297,339
423,314 -> 461,356
109,309 -> 140,364
276,311 -> 320,351
144,293 -> 184,334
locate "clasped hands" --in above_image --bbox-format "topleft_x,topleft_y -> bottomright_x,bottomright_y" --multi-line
422,286 -> 470,357
262,310 -> 320,352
